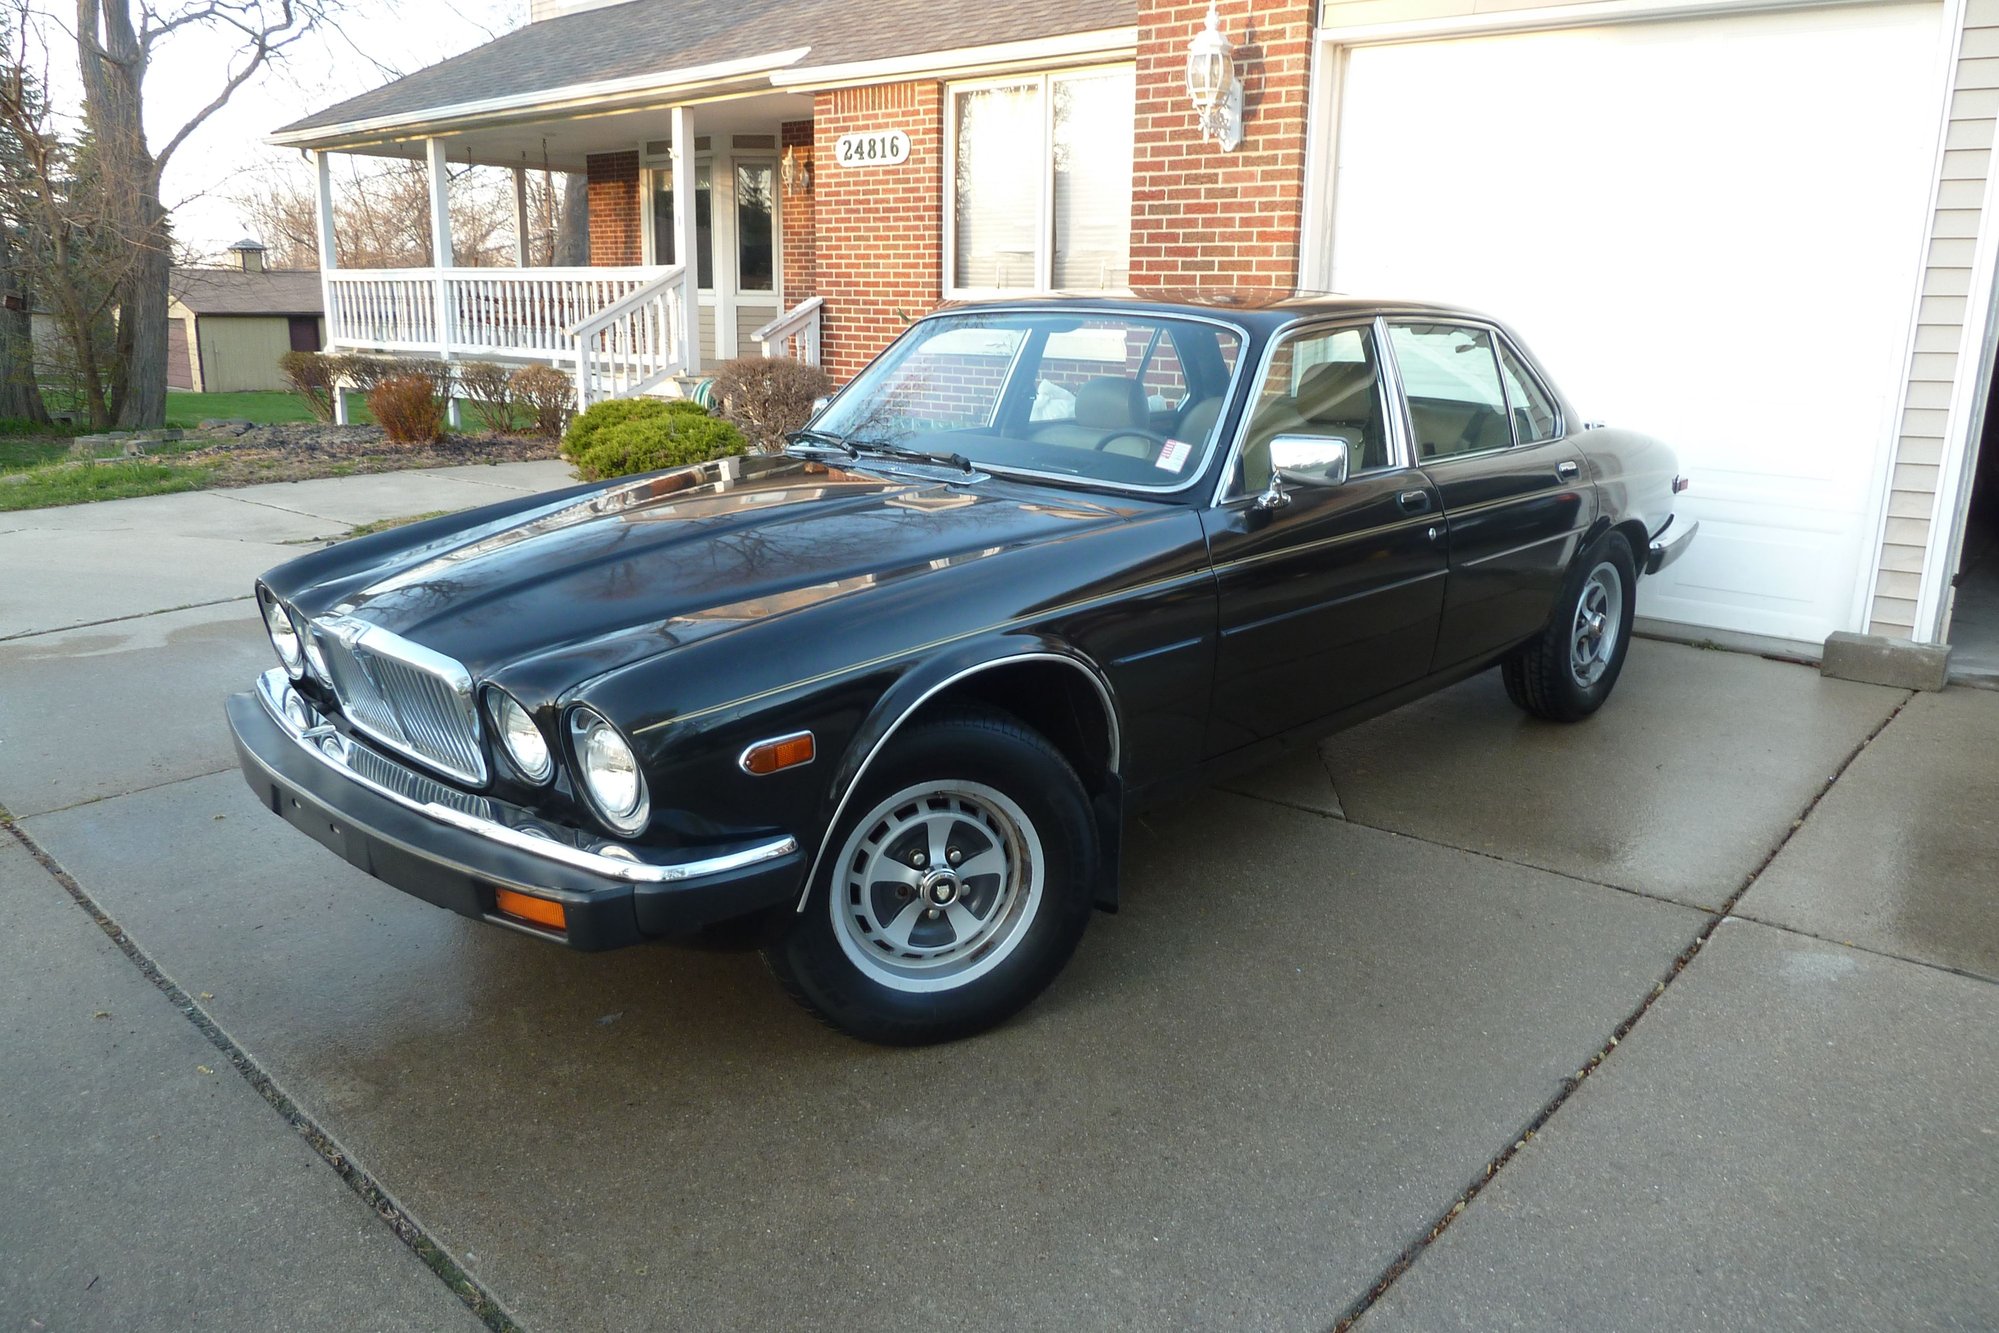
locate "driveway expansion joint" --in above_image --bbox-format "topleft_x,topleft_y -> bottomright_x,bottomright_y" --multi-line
0,594 -> 254,643
1329,691 -> 1912,1333
3,819 -> 527,1333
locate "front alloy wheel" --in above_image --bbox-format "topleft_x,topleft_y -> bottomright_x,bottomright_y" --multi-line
765,707 -> 1096,1045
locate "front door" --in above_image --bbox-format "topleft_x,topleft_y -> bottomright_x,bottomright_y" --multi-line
1386,321 -> 1592,671
649,144 -> 781,367
1202,321 -> 1448,754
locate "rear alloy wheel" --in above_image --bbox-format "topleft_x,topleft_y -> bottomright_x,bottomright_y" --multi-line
764,707 -> 1096,1045
1503,532 -> 1638,722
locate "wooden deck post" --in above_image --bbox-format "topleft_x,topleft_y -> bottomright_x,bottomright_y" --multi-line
425,137 -> 462,426
671,105 -> 699,376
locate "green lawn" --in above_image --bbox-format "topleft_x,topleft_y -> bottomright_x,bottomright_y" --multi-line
0,437 -> 72,474
0,460 -> 218,511
164,390 -> 321,427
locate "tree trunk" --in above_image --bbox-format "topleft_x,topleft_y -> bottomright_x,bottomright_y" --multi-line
0,228 -> 51,424
553,171 -> 588,266
112,186 -> 168,428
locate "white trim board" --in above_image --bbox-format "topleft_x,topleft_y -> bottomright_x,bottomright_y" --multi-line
1316,0 -> 1933,45
771,29 -> 1137,90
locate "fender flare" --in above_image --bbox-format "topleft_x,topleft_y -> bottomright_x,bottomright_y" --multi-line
794,635 -> 1121,911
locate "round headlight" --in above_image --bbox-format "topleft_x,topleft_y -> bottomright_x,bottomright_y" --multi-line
261,593 -> 303,677
490,689 -> 553,784
292,608 -> 330,684
571,708 -> 648,833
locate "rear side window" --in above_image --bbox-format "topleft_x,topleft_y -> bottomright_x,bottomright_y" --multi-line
1498,341 -> 1560,444
1388,323 -> 1511,461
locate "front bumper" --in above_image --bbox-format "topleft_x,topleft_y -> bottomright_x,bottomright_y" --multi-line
1646,517 -> 1699,575
227,671 -> 804,950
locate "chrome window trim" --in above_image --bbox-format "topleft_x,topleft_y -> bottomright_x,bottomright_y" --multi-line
872,305 -> 1254,498
253,671 -> 795,886
1209,315 -> 1412,508
795,651 -> 1120,911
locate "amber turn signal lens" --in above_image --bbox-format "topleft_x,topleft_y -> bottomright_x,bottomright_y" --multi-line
740,731 -> 815,776
495,888 -> 566,931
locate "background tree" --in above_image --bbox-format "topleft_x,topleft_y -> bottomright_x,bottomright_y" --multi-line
0,12 -> 49,421
73,0 -> 339,429
231,153 -> 586,270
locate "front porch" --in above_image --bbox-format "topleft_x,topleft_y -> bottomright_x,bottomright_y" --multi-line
301,90 -> 822,416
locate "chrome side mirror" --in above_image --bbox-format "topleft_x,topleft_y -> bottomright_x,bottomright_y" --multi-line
1255,473 -> 1291,511
1268,434 -> 1351,487
808,395 -> 831,420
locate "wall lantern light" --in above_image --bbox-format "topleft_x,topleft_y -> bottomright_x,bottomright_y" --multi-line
1185,1 -> 1243,151
782,144 -> 815,193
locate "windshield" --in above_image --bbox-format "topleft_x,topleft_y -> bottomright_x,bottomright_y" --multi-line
807,310 -> 1245,492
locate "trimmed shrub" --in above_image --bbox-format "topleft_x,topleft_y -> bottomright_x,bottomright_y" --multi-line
335,354 -> 398,393
708,355 -> 833,452
278,350 -> 337,421
367,374 -> 446,445
509,364 -> 573,440
459,360 -> 517,435
562,397 -> 747,481
561,396 -> 710,460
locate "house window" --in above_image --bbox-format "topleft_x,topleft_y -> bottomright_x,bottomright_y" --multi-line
950,66 -> 1134,295
736,161 -> 775,293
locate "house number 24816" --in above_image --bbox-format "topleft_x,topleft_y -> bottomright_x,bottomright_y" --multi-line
835,131 -> 911,167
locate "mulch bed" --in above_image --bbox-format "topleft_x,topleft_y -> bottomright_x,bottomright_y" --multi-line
183,421 -> 564,486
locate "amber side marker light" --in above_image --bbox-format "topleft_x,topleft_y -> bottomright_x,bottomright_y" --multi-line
495,888 -> 566,932
740,731 -> 816,776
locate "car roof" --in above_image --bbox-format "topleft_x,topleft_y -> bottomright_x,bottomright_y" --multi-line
931,288 -> 1499,332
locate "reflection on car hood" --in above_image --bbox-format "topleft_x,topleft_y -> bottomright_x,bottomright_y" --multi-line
314,455 -> 1129,678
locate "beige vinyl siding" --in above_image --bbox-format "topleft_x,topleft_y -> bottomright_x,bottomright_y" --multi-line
1871,0 -> 1998,637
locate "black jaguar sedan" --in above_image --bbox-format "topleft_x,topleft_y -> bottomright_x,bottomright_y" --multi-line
227,293 -> 1695,1045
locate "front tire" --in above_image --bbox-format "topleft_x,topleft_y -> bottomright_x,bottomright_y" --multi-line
763,707 -> 1097,1045
1503,532 -> 1637,722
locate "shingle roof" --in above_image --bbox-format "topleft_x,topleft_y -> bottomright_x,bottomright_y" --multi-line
277,0 -> 1134,136
169,269 -> 324,317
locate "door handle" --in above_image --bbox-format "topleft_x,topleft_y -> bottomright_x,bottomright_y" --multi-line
1397,489 -> 1432,514
1556,460 -> 1581,481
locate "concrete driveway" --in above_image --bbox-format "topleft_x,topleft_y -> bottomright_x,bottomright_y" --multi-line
2,467 -> 1993,1331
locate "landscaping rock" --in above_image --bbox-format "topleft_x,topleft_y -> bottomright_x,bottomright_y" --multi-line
198,418 -> 257,436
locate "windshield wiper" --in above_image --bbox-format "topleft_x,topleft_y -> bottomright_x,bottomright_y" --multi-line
783,428 -> 857,459
848,438 -> 975,473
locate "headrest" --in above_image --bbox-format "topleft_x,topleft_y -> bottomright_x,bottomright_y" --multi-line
1295,359 -> 1376,415
1074,377 -> 1147,429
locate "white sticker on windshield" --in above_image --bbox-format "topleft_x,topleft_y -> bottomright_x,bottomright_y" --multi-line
1155,438 -> 1193,472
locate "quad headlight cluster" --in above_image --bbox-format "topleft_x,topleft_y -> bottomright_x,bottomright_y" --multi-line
258,583 -> 651,837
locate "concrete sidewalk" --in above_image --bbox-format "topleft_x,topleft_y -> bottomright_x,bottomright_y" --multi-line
1,465 -> 1994,1331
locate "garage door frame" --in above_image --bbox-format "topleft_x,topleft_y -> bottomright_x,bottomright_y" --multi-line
1298,0 -> 1968,647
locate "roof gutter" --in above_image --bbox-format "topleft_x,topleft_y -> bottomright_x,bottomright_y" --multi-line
268,47 -> 813,150
768,27 -> 1137,90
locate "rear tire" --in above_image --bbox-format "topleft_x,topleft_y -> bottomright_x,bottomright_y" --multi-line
763,707 -> 1096,1045
1502,532 -> 1637,722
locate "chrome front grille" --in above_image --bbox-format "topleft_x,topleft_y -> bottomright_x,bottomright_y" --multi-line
313,618 -> 487,785
341,737 -> 490,817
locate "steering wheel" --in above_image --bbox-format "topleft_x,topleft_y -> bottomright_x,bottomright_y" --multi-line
1093,429 -> 1164,455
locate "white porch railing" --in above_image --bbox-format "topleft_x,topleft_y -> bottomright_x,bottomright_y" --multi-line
752,296 -> 824,364
322,264 -> 688,410
571,267 -> 688,410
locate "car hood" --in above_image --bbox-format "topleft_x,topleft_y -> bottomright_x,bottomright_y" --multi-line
307,455 -> 1133,682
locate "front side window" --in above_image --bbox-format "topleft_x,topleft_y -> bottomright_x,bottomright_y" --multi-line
1388,323 -> 1511,461
810,311 -> 1242,493
951,67 -> 1135,294
1231,324 -> 1393,498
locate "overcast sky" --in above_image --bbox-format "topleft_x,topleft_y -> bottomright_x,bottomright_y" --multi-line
32,0 -> 525,257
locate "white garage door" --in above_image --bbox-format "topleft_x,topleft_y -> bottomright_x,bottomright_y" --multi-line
1327,4 -> 1946,646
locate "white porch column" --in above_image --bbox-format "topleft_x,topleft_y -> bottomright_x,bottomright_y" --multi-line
425,137 -> 461,425
313,151 -> 351,424
671,104 -> 700,374
511,165 -> 531,267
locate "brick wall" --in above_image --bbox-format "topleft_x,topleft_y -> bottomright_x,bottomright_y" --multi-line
812,82 -> 945,381
780,120 -> 817,302
585,151 -> 641,267
1130,0 -> 1316,290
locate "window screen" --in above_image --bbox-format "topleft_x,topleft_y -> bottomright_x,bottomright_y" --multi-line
1052,70 -> 1134,291
953,83 -> 1042,289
